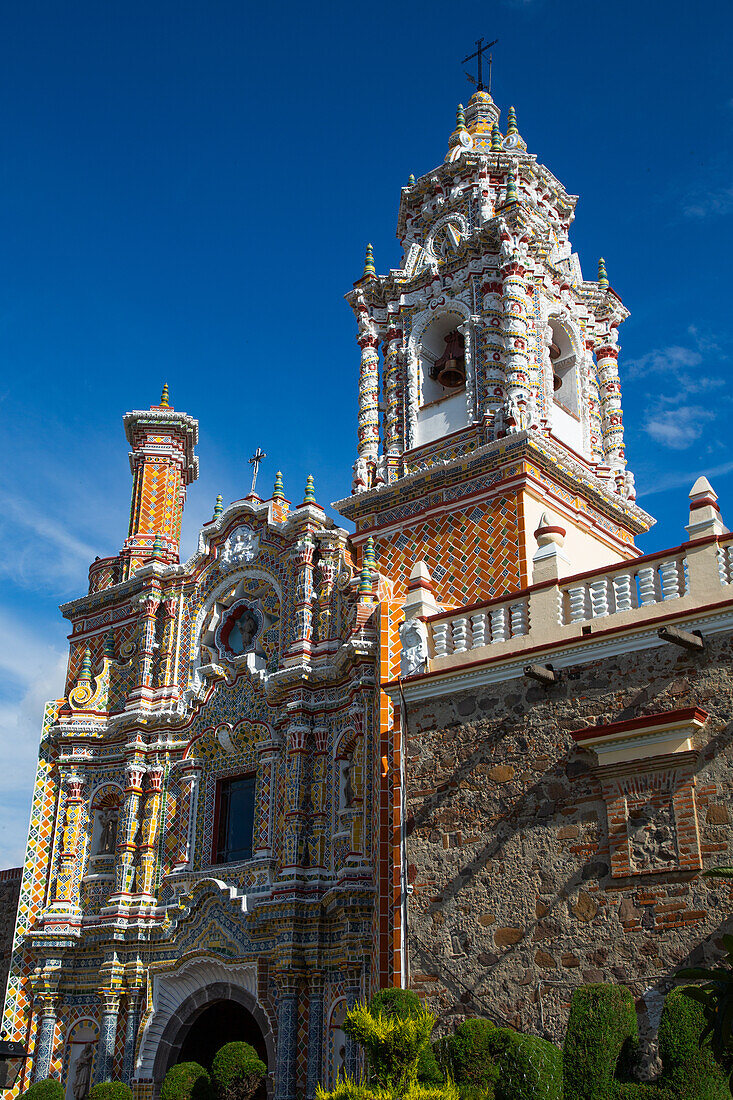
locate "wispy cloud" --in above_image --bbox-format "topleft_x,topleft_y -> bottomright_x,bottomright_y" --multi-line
0,490 -> 98,595
0,610 -> 66,866
643,405 -> 716,450
637,459 -> 733,500
683,187 -> 733,220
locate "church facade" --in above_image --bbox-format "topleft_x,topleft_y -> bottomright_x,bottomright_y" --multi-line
4,85 -> 733,1097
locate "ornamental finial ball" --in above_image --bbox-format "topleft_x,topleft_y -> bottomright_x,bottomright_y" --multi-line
505,169 -> 518,204
456,103 -> 466,129
358,537 -> 376,597
598,257 -> 609,288
491,124 -> 502,151
213,494 -> 223,519
159,382 -> 170,408
363,243 -> 376,279
303,474 -> 316,505
273,471 -> 285,501
103,630 -> 116,659
507,105 -> 518,135
79,647 -> 92,682
408,173 -> 415,185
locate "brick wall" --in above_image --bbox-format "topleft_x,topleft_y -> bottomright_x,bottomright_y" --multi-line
0,868 -> 21,1011
404,633 -> 733,1066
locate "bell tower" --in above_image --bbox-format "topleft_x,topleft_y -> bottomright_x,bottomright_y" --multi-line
119,384 -> 199,579
335,90 -> 654,609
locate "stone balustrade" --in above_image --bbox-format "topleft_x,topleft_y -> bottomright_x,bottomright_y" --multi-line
419,532 -> 733,673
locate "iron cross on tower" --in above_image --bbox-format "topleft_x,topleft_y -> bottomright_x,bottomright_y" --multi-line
249,447 -> 266,495
462,36 -> 498,93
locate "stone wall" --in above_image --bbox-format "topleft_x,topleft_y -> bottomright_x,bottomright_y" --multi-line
0,868 -> 21,1010
404,633 -> 733,1066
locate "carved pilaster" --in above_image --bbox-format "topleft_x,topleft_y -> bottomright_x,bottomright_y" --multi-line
501,252 -> 531,425
382,326 -> 403,459
357,333 -> 380,461
138,766 -> 164,896
306,972 -> 324,1100
121,990 -> 142,1084
111,763 -> 146,898
595,335 -> 626,481
253,739 -> 280,860
52,772 -> 86,907
274,973 -> 299,1100
94,991 -> 121,1083
173,765 -> 201,871
281,721 -> 310,872
31,992 -> 59,1082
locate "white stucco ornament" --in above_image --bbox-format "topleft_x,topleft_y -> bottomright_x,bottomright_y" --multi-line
221,525 -> 259,565
399,618 -> 429,678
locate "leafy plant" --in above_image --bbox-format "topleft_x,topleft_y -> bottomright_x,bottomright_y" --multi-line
344,1002 -> 436,1096
369,989 -> 443,1085
436,1018 -> 499,1096
488,1029 -> 561,1100
210,1043 -> 267,1100
88,1083 -> 134,1100
563,984 -> 639,1098
680,933 -> 733,1085
161,1062 -> 215,1100
19,1082 -> 65,1100
315,1083 -> 458,1100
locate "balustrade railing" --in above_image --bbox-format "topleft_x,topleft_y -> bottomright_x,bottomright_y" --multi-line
431,596 -> 530,659
558,553 -> 688,625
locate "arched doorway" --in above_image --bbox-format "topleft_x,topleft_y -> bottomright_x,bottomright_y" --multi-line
177,1000 -> 268,1069
152,983 -> 275,1099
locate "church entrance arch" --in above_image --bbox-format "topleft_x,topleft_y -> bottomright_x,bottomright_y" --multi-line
152,983 -> 274,1097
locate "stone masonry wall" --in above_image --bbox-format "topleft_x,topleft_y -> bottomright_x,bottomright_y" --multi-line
405,633 -> 733,1069
0,868 -> 21,1011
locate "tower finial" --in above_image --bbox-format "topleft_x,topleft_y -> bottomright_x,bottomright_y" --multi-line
408,173 -> 415,185
491,124 -> 502,152
213,494 -> 223,519
363,243 -> 376,279
358,537 -> 376,599
159,382 -> 170,408
78,647 -> 92,683
456,103 -> 466,130
103,630 -> 116,659
273,471 -> 285,502
598,257 -> 609,289
302,474 -> 316,505
505,169 -> 518,205
506,105 -> 518,136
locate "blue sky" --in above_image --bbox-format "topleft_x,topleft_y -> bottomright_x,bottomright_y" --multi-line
0,0 -> 731,864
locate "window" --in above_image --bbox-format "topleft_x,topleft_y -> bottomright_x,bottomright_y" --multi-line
213,774 -> 255,864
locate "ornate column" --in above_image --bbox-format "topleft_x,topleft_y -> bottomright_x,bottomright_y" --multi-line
308,725 -> 328,871
584,338 -> 604,462
595,330 -> 626,482
111,763 -> 146,898
31,993 -> 58,1082
287,535 -> 316,661
274,974 -> 298,1100
314,534 -> 341,645
173,764 -> 201,871
138,766 -> 164,897
305,972 -> 324,1100
458,316 -> 479,425
357,329 -> 380,466
121,989 -> 142,1084
134,594 -> 160,697
51,771 -> 85,908
500,250 -> 532,429
344,973 -> 362,1081
481,277 -> 505,430
94,992 -> 121,1083
155,595 -> 178,690
281,720 -> 310,874
253,737 -> 281,860
381,325 -> 403,465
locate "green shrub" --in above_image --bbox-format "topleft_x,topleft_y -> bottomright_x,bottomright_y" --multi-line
438,1018 -> 498,1094
564,984 -> 638,1099
345,1002 -> 436,1095
20,1082 -> 64,1100
88,1083 -> 134,1100
488,1029 -> 561,1100
161,1062 -> 215,1100
211,1043 -> 266,1100
369,989 -> 443,1086
657,987 -> 729,1099
315,1081 -> 459,1100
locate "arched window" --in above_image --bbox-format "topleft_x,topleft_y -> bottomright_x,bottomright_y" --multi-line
548,319 -> 583,453
414,311 -> 468,446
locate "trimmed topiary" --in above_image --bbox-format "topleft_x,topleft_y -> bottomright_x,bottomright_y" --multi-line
345,1001 -> 436,1095
368,989 -> 442,1085
211,1042 -> 267,1100
161,1061 -> 215,1100
657,986 -> 729,1099
488,1029 -> 562,1100
19,1081 -> 65,1100
437,1018 -> 499,1096
88,1083 -> 134,1100
563,984 -> 639,1099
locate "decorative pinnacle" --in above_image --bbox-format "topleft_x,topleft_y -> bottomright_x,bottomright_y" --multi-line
213,494 -> 223,519
408,173 -> 415,185
358,537 -> 376,598
363,243 -> 376,279
491,124 -> 502,151
598,257 -> 609,289
303,474 -> 316,505
79,647 -> 92,682
103,630 -> 116,659
506,105 -> 518,135
456,103 -> 466,129
159,383 -> 170,408
273,471 -> 285,501
152,533 -> 165,557
505,169 -> 518,204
